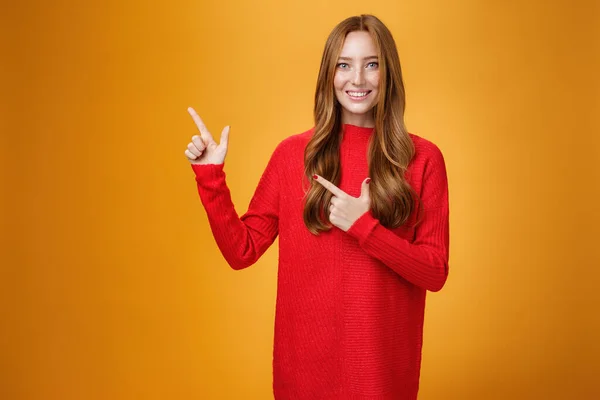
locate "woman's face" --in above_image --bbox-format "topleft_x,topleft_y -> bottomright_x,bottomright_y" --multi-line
334,31 -> 380,127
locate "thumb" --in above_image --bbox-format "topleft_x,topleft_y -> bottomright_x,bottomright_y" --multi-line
360,177 -> 371,199
219,125 -> 230,149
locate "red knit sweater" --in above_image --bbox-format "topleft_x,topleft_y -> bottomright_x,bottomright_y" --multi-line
191,124 -> 450,399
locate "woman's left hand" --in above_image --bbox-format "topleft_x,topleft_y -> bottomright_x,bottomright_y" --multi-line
313,174 -> 371,232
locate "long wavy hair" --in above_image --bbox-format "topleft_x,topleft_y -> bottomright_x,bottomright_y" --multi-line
303,14 -> 421,235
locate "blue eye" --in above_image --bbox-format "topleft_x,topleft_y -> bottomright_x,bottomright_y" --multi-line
367,62 -> 379,68
337,63 -> 349,68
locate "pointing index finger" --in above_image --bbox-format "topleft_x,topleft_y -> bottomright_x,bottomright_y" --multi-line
187,107 -> 214,142
314,174 -> 346,198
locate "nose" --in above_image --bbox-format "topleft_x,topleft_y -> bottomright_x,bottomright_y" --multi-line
352,68 -> 365,85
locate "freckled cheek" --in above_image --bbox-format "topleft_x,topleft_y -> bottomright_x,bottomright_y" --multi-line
333,73 -> 346,91
368,71 -> 380,88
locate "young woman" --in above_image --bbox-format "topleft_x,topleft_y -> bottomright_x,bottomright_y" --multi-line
184,14 -> 449,400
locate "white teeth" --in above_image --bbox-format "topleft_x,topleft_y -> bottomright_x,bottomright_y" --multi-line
348,91 -> 369,97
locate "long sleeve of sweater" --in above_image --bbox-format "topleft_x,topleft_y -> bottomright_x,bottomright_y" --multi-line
191,146 -> 281,270
346,143 -> 450,292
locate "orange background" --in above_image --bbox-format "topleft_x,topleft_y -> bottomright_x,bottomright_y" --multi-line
2,0 -> 599,399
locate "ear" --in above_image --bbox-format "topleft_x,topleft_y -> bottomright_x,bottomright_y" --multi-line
360,177 -> 371,199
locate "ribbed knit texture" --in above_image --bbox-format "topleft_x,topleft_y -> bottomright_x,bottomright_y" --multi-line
191,124 -> 450,400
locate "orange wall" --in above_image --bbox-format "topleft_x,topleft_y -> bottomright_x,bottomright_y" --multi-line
2,0 -> 599,399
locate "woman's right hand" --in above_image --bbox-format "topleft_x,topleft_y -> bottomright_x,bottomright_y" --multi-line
184,107 -> 230,165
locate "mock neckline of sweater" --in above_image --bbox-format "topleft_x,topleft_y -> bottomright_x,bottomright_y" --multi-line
342,123 -> 374,135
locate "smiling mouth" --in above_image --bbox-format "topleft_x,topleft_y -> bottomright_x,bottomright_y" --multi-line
346,90 -> 372,99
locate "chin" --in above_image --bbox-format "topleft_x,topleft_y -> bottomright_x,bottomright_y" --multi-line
344,104 -> 376,115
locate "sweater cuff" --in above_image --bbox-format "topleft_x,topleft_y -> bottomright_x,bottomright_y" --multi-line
346,210 -> 380,245
191,163 -> 225,186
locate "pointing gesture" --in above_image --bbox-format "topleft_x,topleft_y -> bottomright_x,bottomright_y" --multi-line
313,174 -> 371,232
184,107 -> 230,165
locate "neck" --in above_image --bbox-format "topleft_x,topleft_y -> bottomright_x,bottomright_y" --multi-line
341,111 -> 375,128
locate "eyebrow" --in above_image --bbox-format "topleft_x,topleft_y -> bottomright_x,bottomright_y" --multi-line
338,56 -> 379,61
